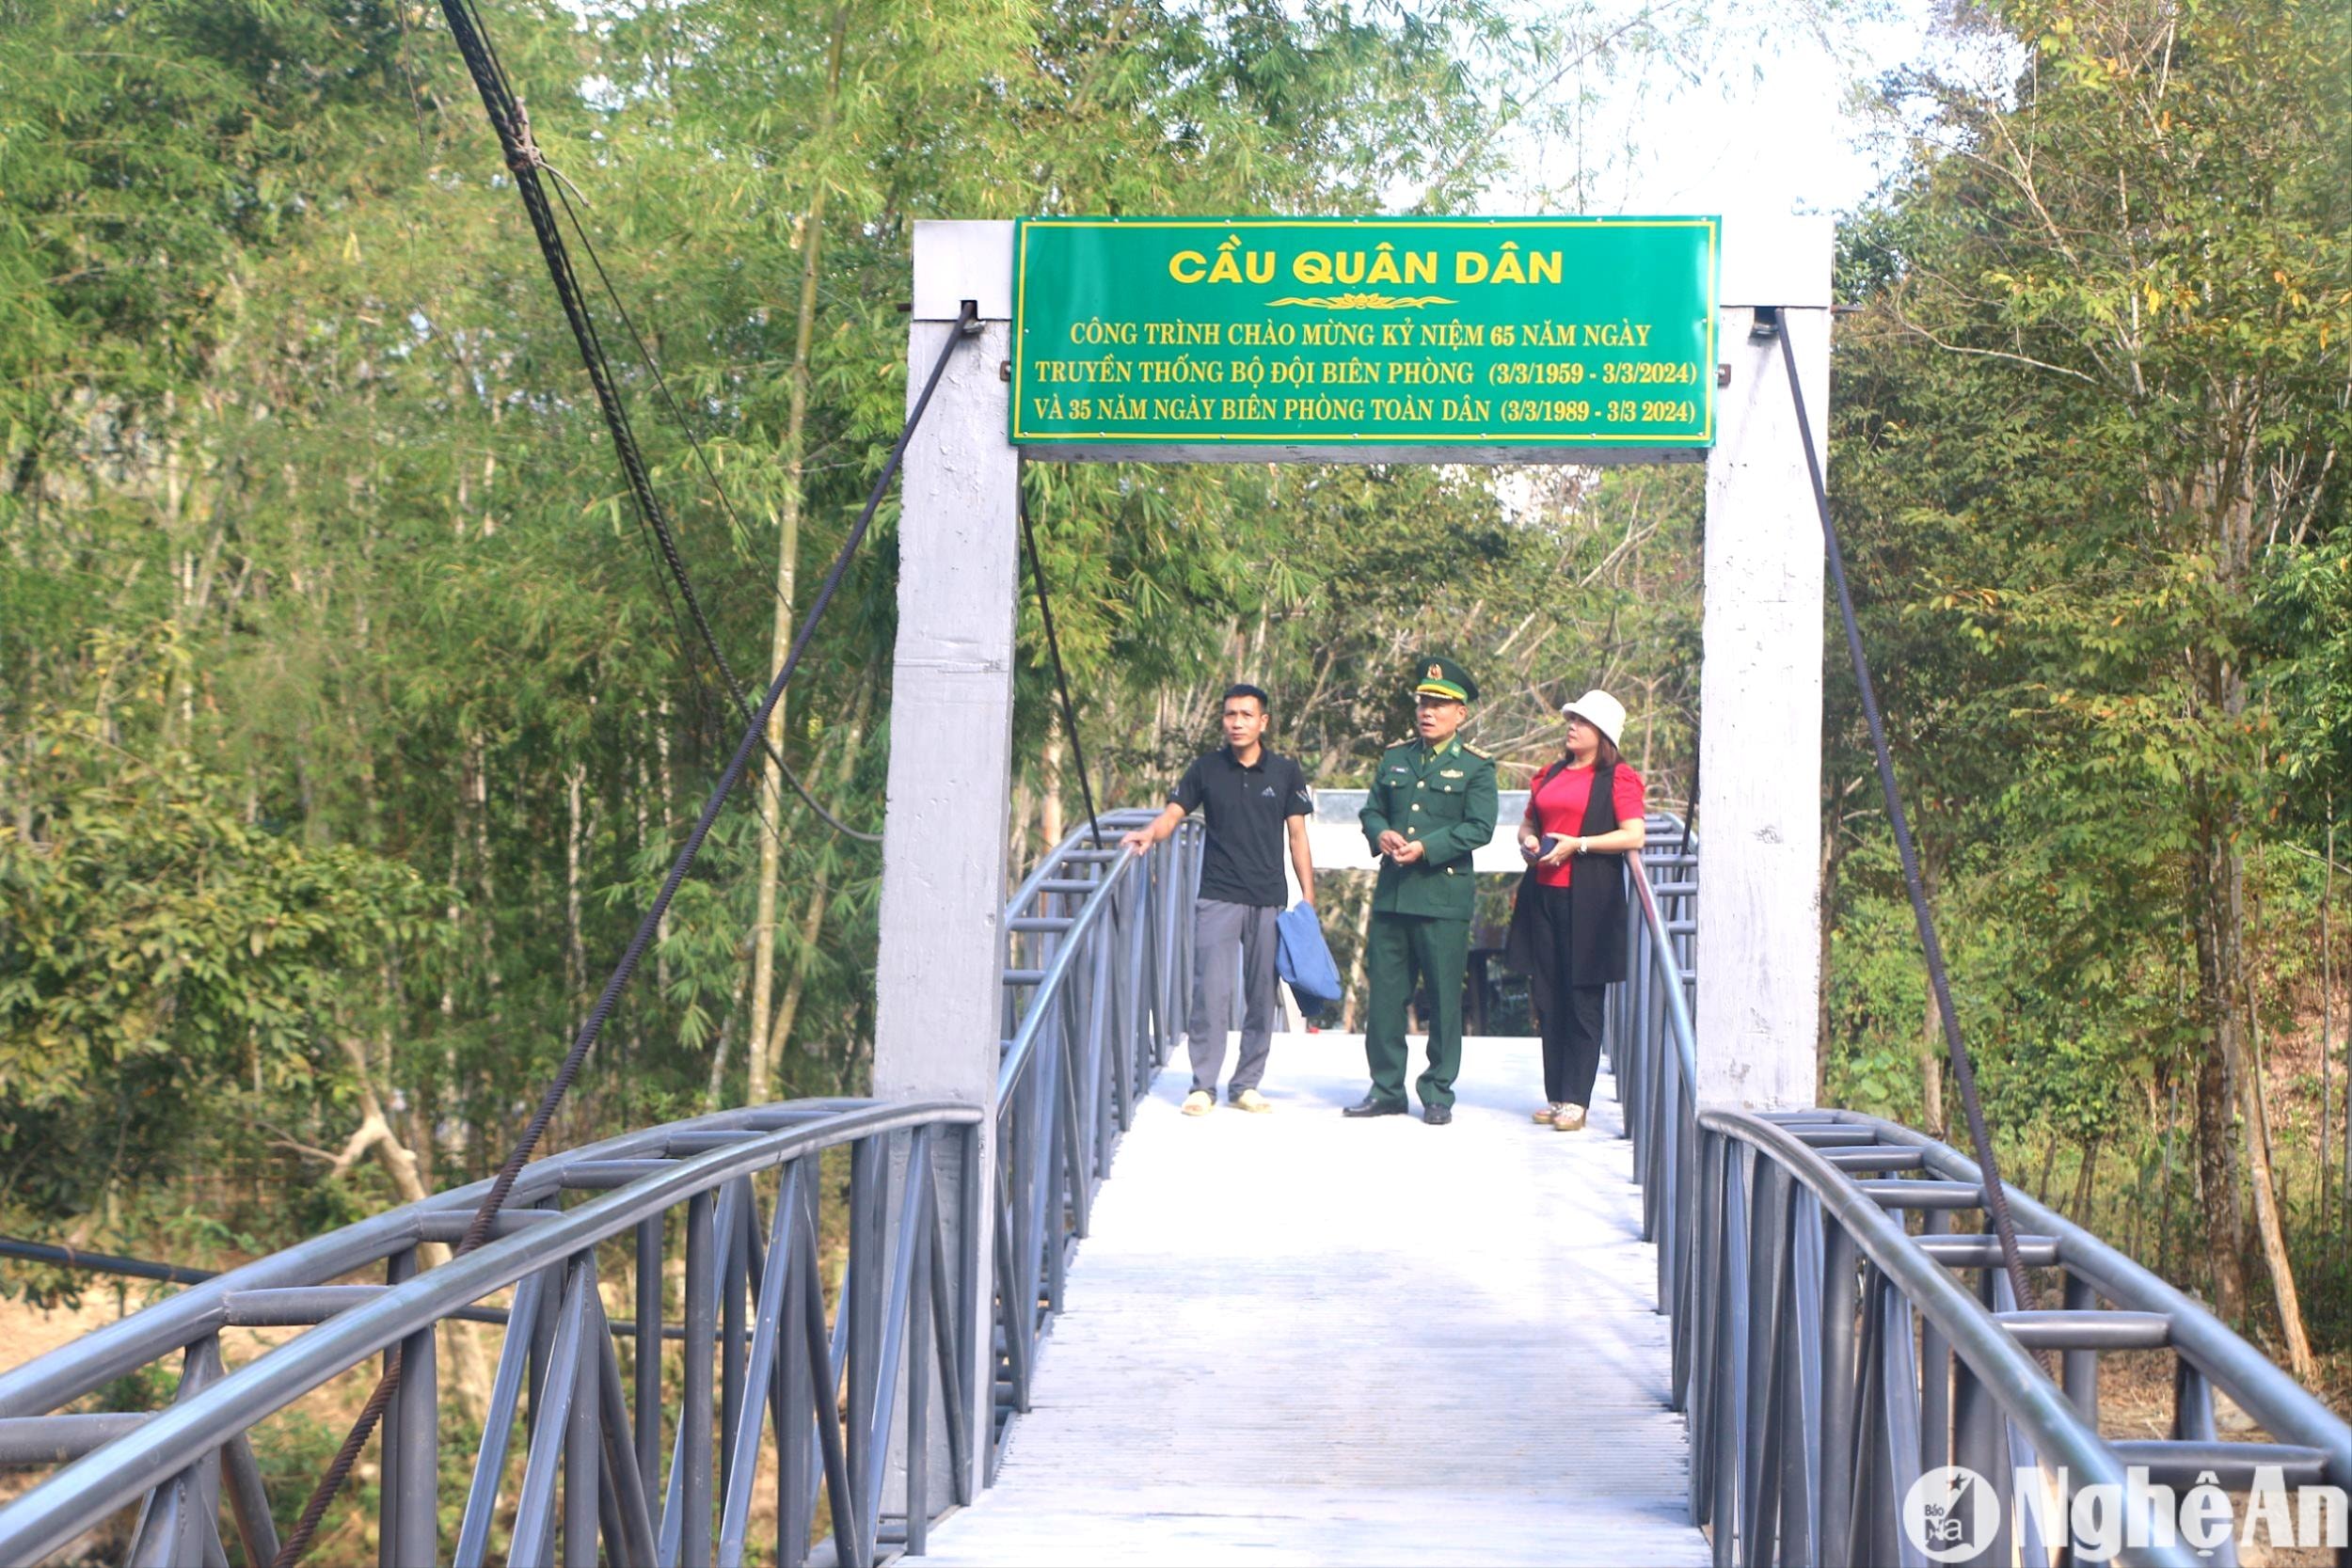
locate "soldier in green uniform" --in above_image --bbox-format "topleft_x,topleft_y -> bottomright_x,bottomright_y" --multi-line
1344,657 -> 1499,1125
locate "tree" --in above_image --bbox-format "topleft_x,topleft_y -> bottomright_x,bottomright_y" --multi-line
1831,0 -> 2351,1363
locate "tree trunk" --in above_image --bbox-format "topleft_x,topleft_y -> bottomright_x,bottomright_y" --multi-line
759,676 -> 875,1090
2188,799 -> 2249,1320
1817,815 -> 1838,1110
2241,856 -> 2317,1381
745,7 -> 850,1108
1920,985 -> 1947,1142
2322,808 -> 2336,1234
1041,713 -> 1065,848
333,1042 -> 492,1418
2070,1134 -> 2103,1227
565,762 -> 587,1033
703,935 -> 757,1113
655,697 -> 674,994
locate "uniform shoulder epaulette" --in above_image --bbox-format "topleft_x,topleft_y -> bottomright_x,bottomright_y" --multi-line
1464,744 -> 1492,760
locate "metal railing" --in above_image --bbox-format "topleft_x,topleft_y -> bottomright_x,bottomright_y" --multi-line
991,810 -> 1200,1472
0,808 -> 1198,1567
1610,817 -> 2352,1568
0,1101 -> 981,1568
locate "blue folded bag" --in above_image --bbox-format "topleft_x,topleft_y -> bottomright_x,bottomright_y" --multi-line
1275,900 -> 1343,1015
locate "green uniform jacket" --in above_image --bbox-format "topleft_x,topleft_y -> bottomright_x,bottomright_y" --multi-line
1359,737 -> 1499,921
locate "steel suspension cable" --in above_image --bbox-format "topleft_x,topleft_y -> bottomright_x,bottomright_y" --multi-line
268,316 -> 977,1568
441,0 -> 874,847
1017,478 -> 1106,850
1776,320 -> 2038,1317
546,183 -> 882,845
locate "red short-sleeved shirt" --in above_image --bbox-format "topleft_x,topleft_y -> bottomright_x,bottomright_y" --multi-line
1528,762 -> 1645,888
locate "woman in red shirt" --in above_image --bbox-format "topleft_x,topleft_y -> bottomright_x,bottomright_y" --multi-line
1508,689 -> 1646,1131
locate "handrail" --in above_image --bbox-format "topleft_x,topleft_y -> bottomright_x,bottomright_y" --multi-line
1611,829 -> 2349,1568
997,807 -> 1173,1101
0,1099 -> 984,1567
0,802 -> 1200,1564
0,1097 -> 873,1421
1629,835 -> 1699,1094
987,809 -> 1200,1466
0,1101 -> 978,1566
1701,1109 -> 2182,1561
1866,1115 -> 2350,1487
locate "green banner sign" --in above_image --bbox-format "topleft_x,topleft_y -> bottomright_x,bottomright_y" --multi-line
1009,215 -> 1719,451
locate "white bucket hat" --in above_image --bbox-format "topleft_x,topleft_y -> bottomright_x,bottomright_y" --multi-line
1562,689 -> 1628,747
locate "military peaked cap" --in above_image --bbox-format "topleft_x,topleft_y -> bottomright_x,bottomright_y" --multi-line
1411,656 -> 1479,704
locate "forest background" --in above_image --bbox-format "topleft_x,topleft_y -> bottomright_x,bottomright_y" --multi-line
3,0 -> 2347,1433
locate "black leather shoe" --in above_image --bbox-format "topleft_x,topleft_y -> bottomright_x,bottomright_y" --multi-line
1343,1095 -> 1406,1118
1422,1105 -> 1454,1125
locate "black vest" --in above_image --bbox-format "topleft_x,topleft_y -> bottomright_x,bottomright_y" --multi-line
1562,761 -> 1629,980
1505,762 -> 1630,1006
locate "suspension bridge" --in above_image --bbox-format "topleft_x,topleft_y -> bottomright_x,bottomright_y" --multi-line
0,135 -> 2344,1565
0,812 -> 2343,1566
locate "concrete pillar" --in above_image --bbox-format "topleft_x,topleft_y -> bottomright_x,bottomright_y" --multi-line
873,218 -> 1017,1501
1694,216 -> 1835,1111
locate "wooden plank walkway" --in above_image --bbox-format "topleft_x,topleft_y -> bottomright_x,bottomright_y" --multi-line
912,1032 -> 1707,1566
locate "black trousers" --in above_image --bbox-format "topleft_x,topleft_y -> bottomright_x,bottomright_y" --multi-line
1536,883 -> 1609,1106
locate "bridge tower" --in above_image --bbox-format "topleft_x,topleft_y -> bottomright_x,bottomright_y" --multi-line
1697,224 -> 1834,1111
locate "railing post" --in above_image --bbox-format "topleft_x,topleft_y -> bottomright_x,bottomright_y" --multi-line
1711,1146 -> 1751,1564
1741,1161 -> 1788,1568
377,1245 -> 433,1568
564,1283 -> 601,1568
635,1215 -> 663,1494
681,1191 -> 716,1568
779,1166 -> 814,1568
720,1180 -> 748,1508
1689,1132 -> 1724,1512
847,1136 -> 883,1553
2061,1271 -> 2100,1420
392,1317 -> 438,1567
906,1144 -> 936,1560
1818,1214 -> 1858,1559
1950,1344 -> 2010,1568
1918,1208 -> 1952,1475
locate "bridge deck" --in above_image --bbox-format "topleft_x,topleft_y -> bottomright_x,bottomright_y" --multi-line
914,1033 -> 1707,1566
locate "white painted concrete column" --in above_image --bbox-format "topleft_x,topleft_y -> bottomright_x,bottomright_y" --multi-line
873,218 -> 1017,1501
1695,217 -> 1835,1111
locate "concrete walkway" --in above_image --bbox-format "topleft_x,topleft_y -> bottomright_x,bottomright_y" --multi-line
911,1032 -> 1708,1566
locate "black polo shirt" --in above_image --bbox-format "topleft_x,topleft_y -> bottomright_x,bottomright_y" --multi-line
1172,747 -> 1312,907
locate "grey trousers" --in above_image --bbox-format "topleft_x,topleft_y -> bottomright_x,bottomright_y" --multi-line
1186,898 -> 1280,1093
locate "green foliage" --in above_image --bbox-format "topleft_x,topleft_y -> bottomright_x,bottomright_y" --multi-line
1825,0 -> 2351,1341
3,0 -> 1695,1265
0,677 -> 443,1242
2257,529 -> 2352,822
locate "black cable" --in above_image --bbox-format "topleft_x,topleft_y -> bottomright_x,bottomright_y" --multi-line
1678,713 -> 1697,858
436,0 -> 873,850
0,1237 -> 215,1288
269,296 -> 977,1568
1776,320 -> 2037,1317
1017,476 -> 1106,849
547,185 -> 881,845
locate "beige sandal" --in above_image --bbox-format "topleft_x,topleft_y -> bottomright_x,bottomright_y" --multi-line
1551,1103 -> 1588,1132
1532,1102 -> 1565,1124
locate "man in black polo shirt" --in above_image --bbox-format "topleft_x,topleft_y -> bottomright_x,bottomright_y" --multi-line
1120,684 -> 1316,1116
